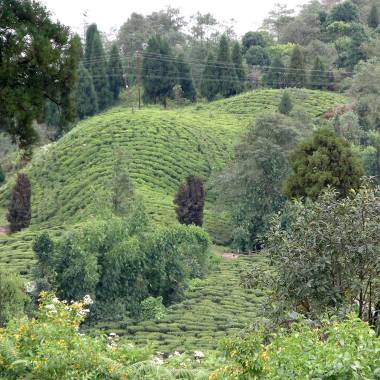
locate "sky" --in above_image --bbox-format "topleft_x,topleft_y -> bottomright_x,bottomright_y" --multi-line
41,0 -> 308,38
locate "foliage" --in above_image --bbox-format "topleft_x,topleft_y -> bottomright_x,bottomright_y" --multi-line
278,91 -> 293,115
212,315 -> 380,379
0,270 -> 27,326
75,63 -> 98,120
174,176 -> 205,227
200,53 -> 219,100
328,0 -> 360,23
310,56 -> 328,90
287,45 -> 307,88
0,0 -> 81,149
242,31 -> 268,52
142,36 -> 177,107
0,165 -> 5,184
244,46 -> 271,67
140,296 -> 166,320
284,128 -> 363,200
7,173 -> 31,232
176,54 -> 196,101
265,56 -> 286,89
107,44 -> 125,103
267,184 -> 380,322
231,42 -> 246,93
368,2 -> 379,28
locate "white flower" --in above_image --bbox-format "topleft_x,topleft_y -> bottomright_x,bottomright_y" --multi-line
83,295 -> 93,305
45,304 -> 57,313
194,351 -> 205,359
153,357 -> 164,365
52,297 -> 60,304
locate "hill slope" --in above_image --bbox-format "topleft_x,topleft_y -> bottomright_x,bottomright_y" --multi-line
0,89 -> 346,275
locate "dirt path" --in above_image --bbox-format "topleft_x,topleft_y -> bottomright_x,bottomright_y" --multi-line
0,226 -> 9,236
215,252 -> 241,261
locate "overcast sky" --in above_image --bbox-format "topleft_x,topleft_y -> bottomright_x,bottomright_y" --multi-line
41,0 -> 308,38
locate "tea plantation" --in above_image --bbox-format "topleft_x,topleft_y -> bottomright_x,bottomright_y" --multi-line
0,89 -> 346,276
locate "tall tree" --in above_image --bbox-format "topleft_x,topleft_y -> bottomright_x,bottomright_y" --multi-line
284,128 -> 363,200
368,3 -> 380,29
278,91 -> 293,115
7,173 -> 32,232
310,56 -> 328,90
231,42 -> 246,93
176,54 -> 196,101
84,24 -> 111,111
142,36 -> 177,107
287,45 -> 307,88
265,56 -> 286,89
216,35 -> 239,97
76,63 -> 98,120
200,53 -> 219,101
0,0 -> 81,151
174,176 -> 205,226
107,44 -> 124,103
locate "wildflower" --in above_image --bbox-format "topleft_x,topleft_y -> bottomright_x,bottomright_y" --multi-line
83,295 -> 93,305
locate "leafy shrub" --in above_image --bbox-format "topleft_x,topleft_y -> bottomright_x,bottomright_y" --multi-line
140,296 -> 166,321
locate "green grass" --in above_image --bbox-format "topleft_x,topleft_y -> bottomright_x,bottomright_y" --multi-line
94,254 -> 271,354
0,89 -> 346,276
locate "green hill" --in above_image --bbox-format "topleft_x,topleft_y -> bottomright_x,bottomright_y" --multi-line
0,89 -> 346,276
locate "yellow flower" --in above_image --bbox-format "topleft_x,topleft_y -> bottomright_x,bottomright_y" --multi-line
261,350 -> 269,361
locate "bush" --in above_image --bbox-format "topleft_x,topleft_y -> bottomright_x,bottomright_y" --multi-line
140,296 -> 166,321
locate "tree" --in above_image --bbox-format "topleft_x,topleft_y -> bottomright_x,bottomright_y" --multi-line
215,35 -> 239,98
7,173 -> 32,232
231,42 -> 246,93
107,44 -> 124,103
265,56 -> 286,88
278,91 -> 293,115
176,54 -> 196,101
0,0 -> 81,150
142,36 -> 177,107
245,46 -> 271,67
76,63 -> 98,120
287,45 -> 307,88
174,176 -> 205,226
200,53 -> 219,100
368,3 -> 379,28
283,128 -> 363,200
262,3 -> 295,41
328,0 -> 360,23
310,56 -> 328,90
0,165 -> 5,184
242,31 -> 268,53
84,24 -> 111,111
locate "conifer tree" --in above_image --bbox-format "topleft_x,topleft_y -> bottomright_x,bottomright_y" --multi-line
176,54 -> 196,101
142,36 -> 177,107
327,70 -> 336,91
216,35 -> 239,97
231,42 -> 246,93
84,24 -> 111,111
287,45 -> 307,88
310,56 -> 328,90
107,44 -> 124,103
278,91 -> 293,115
76,63 -> 98,119
368,3 -> 379,28
200,53 -> 219,101
174,176 -> 205,226
0,165 -> 5,185
7,173 -> 32,233
266,56 -> 286,89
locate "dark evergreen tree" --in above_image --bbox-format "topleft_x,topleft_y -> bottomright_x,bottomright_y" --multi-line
245,46 -> 271,66
242,31 -> 267,53
310,56 -> 328,90
216,35 -> 239,97
84,24 -> 111,111
142,36 -> 177,107
7,173 -> 32,233
231,42 -> 246,93
0,165 -> 5,184
174,176 -> 205,226
76,63 -> 98,120
283,128 -> 363,200
328,0 -> 360,23
200,53 -> 219,101
287,45 -> 307,88
176,54 -> 196,101
107,44 -> 124,103
327,70 -> 336,91
265,56 -> 286,89
368,3 -> 379,29
278,91 -> 293,115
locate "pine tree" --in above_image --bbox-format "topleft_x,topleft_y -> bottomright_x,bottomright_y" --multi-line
283,128 -> 363,200
200,53 -> 219,101
107,44 -> 124,103
7,173 -> 32,233
174,176 -> 205,226
76,63 -> 98,119
142,36 -> 177,107
0,165 -> 5,184
216,35 -> 239,97
266,56 -> 286,89
310,56 -> 328,90
84,24 -> 111,111
176,54 -> 196,101
231,42 -> 246,94
368,3 -> 379,28
278,91 -> 293,115
287,45 -> 307,88
327,70 -> 336,91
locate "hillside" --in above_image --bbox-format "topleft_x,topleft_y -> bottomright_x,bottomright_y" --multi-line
0,89 -> 346,276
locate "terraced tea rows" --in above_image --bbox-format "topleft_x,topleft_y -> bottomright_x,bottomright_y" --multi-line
94,254 -> 270,354
0,89 -> 346,275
